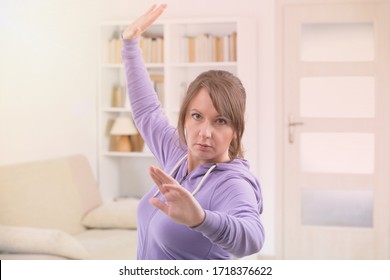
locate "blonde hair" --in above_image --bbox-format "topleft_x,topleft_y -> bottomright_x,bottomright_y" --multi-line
177,70 -> 246,159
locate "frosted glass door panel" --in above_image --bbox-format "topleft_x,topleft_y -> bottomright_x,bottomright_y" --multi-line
300,77 -> 375,118
302,189 -> 373,227
300,133 -> 375,174
301,22 -> 374,61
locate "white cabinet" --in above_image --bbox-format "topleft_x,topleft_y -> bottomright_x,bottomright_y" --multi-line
98,18 -> 257,200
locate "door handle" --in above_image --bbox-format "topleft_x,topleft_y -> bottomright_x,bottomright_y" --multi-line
288,113 -> 304,144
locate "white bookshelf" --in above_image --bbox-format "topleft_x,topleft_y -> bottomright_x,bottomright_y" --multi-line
98,18 -> 258,200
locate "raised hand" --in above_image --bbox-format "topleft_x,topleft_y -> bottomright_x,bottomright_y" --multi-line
122,4 -> 167,41
148,165 -> 206,228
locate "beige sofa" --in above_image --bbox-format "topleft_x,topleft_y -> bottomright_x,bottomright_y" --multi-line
0,155 -> 139,260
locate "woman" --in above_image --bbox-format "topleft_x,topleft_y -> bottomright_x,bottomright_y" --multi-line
121,4 -> 264,259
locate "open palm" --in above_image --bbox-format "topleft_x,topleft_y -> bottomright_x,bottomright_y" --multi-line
149,165 -> 206,228
122,4 -> 167,40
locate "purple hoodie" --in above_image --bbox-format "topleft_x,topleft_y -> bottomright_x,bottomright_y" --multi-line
122,39 -> 264,260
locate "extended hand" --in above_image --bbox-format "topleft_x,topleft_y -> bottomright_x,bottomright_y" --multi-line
122,4 -> 167,41
149,165 -> 206,228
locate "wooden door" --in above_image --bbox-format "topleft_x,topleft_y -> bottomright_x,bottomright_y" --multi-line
282,2 -> 390,259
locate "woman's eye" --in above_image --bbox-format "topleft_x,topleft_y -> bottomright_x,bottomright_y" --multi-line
216,118 -> 228,125
191,113 -> 201,120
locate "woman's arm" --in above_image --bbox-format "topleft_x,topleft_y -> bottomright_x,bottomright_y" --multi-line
121,5 -> 184,166
192,178 -> 265,258
121,39 -> 170,161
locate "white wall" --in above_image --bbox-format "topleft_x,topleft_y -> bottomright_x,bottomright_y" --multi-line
0,0 -> 99,168
0,0 -> 276,256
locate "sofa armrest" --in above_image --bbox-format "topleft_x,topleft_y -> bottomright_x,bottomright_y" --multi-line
81,198 -> 139,230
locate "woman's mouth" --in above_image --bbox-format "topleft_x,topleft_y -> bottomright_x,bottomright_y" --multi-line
196,143 -> 211,150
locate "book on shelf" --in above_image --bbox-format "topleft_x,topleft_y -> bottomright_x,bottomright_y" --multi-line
111,85 -> 125,107
108,30 -> 122,64
149,73 -> 164,107
140,34 -> 164,63
229,31 -> 237,62
181,31 -> 237,63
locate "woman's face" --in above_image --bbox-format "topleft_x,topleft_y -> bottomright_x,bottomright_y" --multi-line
184,87 -> 235,170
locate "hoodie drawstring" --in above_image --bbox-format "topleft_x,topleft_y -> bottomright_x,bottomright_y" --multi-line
153,154 -> 216,197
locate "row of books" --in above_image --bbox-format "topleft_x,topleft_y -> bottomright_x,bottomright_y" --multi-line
107,34 -> 164,64
140,35 -> 164,64
108,77 -> 164,109
181,32 -> 237,63
107,31 -> 237,64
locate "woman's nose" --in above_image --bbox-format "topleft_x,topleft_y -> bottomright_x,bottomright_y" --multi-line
199,122 -> 212,139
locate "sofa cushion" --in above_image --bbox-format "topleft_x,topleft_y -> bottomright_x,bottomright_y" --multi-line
0,155 -> 102,234
81,198 -> 139,229
0,225 -> 89,259
75,229 -> 137,259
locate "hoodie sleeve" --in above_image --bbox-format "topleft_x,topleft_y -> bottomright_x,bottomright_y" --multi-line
191,177 -> 265,258
121,39 -> 183,167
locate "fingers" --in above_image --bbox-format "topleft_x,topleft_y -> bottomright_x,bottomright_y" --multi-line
148,184 -> 181,216
162,183 -> 189,197
149,183 -> 204,227
144,3 -> 167,17
149,4 -> 167,20
157,184 -> 192,205
149,165 -> 162,186
122,4 -> 167,40
141,4 -> 167,29
143,4 -> 158,16
149,165 -> 177,186
149,196 -> 169,214
149,166 -> 177,198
